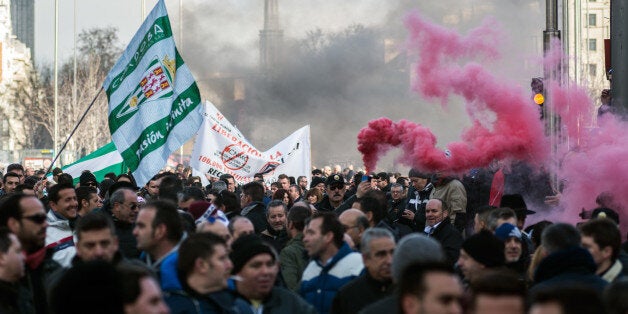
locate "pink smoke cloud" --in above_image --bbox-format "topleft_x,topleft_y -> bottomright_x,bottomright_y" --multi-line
549,78 -> 628,233
357,11 -> 548,174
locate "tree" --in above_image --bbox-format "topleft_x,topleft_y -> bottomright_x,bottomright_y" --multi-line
11,27 -> 122,162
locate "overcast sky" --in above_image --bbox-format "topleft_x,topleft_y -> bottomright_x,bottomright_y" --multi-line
34,0 -> 390,66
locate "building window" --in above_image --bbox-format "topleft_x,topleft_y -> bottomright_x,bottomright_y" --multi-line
589,64 -> 597,77
588,14 -> 597,27
589,38 -> 597,51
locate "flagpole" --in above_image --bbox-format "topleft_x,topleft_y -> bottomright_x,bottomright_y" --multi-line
53,0 -> 59,166
45,88 -> 104,175
179,0 -> 184,165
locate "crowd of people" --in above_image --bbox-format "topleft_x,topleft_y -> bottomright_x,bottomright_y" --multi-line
0,161 -> 625,314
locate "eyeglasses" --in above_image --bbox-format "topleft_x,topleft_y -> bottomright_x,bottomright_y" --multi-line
343,225 -> 358,232
122,203 -> 139,210
22,213 -> 47,224
329,185 -> 344,191
391,190 -> 403,194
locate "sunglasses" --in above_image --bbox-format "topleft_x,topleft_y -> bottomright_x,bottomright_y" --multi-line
329,185 -> 344,191
22,214 -> 47,224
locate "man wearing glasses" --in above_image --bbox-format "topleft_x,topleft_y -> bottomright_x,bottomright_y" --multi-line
338,208 -> 369,251
108,188 -> 141,259
0,193 -> 61,314
316,174 -> 348,213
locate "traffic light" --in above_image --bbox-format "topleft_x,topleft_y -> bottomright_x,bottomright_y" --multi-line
531,77 -> 544,106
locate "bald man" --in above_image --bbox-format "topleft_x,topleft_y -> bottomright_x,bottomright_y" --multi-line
339,209 -> 370,251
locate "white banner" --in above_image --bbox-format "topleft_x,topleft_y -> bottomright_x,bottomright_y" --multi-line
191,101 -> 311,184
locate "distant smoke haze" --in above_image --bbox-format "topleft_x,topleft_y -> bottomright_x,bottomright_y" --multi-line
169,0 -> 544,169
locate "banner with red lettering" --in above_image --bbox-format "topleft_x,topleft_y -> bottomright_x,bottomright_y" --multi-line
191,101 -> 311,185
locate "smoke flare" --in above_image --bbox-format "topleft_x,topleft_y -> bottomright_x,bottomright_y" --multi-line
358,11 -> 548,174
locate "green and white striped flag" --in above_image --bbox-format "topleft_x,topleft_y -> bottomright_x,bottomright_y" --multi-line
103,0 -> 202,186
48,142 -> 125,186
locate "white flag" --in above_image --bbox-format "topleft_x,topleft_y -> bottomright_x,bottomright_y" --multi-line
191,101 -> 311,184
103,0 -> 202,186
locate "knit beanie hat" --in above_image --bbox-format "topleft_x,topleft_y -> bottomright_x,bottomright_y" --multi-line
461,230 -> 505,267
494,223 -> 522,242
230,234 -> 275,274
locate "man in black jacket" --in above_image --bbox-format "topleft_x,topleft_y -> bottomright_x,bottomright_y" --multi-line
531,223 -> 608,295
105,187 -> 140,259
423,198 -> 463,266
404,169 -> 433,232
331,228 -> 395,313
316,174 -> 348,213
239,181 -> 268,233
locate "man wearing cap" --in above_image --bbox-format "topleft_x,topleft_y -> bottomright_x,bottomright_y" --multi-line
230,234 -> 317,313
403,168 -> 433,232
315,174 -> 348,213
456,230 -> 505,284
312,169 -> 323,177
310,176 -> 326,194
494,223 -> 529,278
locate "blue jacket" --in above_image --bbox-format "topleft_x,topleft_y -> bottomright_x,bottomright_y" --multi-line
300,243 -> 363,314
161,252 -> 251,314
